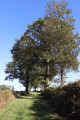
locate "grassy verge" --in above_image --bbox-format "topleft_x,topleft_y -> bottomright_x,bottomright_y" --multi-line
0,92 -> 52,120
0,90 -> 15,102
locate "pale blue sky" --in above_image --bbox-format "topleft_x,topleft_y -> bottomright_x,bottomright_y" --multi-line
0,0 -> 80,91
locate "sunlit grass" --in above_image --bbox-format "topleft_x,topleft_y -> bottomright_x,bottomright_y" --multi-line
0,92 -> 51,120
0,92 -> 66,120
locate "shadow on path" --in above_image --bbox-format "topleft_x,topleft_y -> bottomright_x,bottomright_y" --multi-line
12,92 -> 67,120
29,98 -> 52,120
29,95 -> 66,120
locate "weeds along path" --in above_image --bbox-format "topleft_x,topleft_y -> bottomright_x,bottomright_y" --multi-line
0,93 -> 51,120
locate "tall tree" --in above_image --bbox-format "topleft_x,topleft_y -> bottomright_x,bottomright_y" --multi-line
5,36 -> 37,94
24,18 -> 58,87
45,0 -> 80,86
5,0 -> 80,91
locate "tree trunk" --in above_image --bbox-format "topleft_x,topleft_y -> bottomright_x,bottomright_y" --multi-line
34,87 -> 36,92
60,66 -> 64,86
47,59 -> 49,77
25,79 -> 29,94
46,59 -> 50,87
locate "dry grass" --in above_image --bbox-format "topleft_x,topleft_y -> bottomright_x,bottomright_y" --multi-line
0,90 -> 15,107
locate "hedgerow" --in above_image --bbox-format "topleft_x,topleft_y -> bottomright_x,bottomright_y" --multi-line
41,80 -> 80,120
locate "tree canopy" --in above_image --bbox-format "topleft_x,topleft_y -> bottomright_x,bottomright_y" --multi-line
5,0 -> 80,93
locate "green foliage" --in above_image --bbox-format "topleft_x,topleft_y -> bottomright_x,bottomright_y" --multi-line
44,0 -> 80,85
0,85 -> 14,91
5,0 -> 80,92
0,85 -> 9,90
41,87 -> 58,100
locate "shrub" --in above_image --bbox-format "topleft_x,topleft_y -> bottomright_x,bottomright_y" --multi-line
0,85 -> 14,91
13,91 -> 27,98
41,87 -> 58,100
41,80 -> 80,119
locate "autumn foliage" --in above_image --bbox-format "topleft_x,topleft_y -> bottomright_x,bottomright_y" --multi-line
41,80 -> 80,120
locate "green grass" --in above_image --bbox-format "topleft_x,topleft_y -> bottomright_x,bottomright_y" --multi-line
0,92 -> 51,120
0,92 -> 67,120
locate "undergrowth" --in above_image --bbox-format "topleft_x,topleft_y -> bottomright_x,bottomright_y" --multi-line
41,80 -> 80,120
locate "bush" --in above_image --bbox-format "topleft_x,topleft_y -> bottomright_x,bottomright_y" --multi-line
49,81 -> 80,119
13,91 -> 27,98
41,87 -> 57,100
40,80 -> 80,119
0,85 -> 14,90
